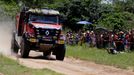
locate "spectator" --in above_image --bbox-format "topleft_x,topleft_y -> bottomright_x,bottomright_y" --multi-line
125,32 -> 130,50
130,29 -> 134,51
74,33 -> 80,45
79,30 -> 85,46
114,31 -> 125,52
85,31 -> 91,47
102,32 -> 109,48
90,31 -> 96,47
66,32 -> 70,44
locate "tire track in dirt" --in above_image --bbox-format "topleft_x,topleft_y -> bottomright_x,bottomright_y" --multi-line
1,21 -> 134,75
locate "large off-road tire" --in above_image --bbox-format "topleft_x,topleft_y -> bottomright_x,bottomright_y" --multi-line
11,32 -> 19,54
56,45 -> 66,61
20,38 -> 30,58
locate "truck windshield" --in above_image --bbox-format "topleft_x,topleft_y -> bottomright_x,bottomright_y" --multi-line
29,14 -> 59,24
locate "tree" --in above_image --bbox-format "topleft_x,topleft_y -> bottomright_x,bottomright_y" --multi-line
85,0 -> 102,22
112,0 -> 134,13
57,0 -> 103,31
0,0 -> 19,16
98,12 -> 134,31
1,0 -> 134,31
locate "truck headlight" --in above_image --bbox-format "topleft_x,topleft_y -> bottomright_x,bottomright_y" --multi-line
29,38 -> 38,42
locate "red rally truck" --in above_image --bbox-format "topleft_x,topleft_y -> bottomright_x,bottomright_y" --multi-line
11,8 -> 66,60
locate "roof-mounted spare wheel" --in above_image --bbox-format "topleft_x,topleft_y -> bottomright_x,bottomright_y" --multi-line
27,8 -> 60,15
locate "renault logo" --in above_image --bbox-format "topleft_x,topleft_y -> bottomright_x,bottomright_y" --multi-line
45,30 -> 49,36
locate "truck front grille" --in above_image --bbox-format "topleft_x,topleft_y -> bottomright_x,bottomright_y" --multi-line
36,28 -> 60,36
35,28 -> 60,44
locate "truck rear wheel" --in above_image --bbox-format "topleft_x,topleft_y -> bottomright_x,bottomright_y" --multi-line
56,45 -> 66,61
20,38 -> 30,58
11,32 -> 19,54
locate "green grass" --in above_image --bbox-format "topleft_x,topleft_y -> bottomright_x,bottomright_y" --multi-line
66,45 -> 134,70
0,54 -> 62,75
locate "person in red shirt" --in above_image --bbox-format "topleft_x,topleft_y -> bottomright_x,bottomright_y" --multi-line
113,31 -> 125,52
130,29 -> 134,51
113,32 -> 118,50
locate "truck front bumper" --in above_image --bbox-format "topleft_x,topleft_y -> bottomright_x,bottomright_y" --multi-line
28,38 -> 65,45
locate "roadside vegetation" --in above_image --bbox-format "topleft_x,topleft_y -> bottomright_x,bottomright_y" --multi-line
66,45 -> 134,70
0,54 -> 62,75
1,0 -> 134,31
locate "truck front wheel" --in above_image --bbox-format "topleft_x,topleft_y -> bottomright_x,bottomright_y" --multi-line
11,32 -> 19,54
20,38 -> 30,58
56,45 -> 66,61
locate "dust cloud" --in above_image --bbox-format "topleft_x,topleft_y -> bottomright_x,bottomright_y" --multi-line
0,17 -> 14,55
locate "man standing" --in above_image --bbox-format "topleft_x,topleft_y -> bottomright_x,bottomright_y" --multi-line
117,31 -> 125,52
130,29 -> 134,51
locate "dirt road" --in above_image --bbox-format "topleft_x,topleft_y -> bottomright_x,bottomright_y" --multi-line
0,21 -> 134,75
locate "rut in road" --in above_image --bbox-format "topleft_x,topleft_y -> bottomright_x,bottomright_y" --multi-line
1,20 -> 134,75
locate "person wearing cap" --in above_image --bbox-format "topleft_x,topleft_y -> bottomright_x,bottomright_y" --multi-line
116,31 -> 125,52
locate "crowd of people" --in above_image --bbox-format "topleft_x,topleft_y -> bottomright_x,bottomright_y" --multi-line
65,29 -> 134,54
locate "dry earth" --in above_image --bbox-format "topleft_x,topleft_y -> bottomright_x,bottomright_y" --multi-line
0,73 -> 3,75
0,21 -> 134,75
